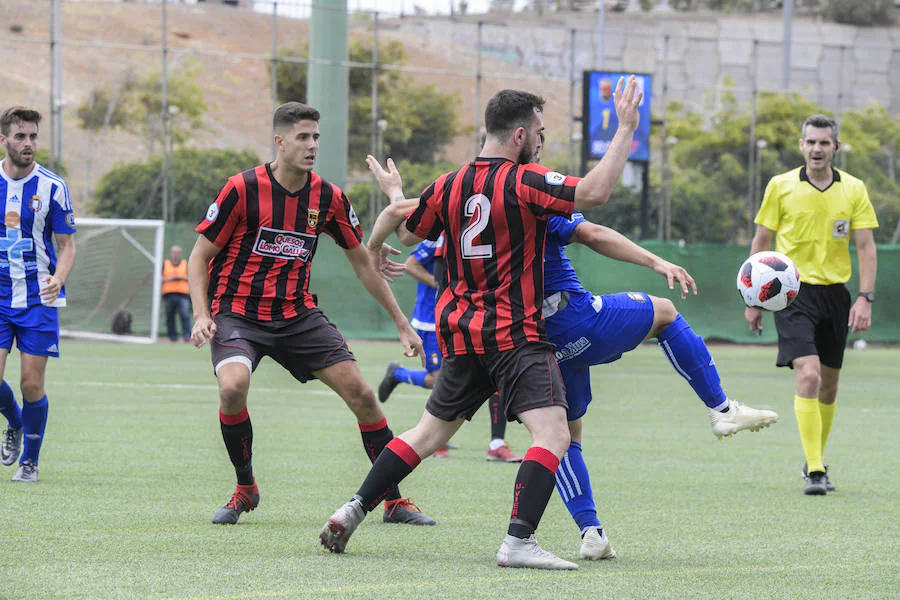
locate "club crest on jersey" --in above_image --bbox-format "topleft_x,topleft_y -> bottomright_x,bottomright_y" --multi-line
545,171 -> 565,186
307,209 -> 319,229
253,226 -> 317,262
205,202 -> 219,222
30,195 -> 41,211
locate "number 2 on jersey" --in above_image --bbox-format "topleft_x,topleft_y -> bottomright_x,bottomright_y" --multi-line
461,193 -> 493,259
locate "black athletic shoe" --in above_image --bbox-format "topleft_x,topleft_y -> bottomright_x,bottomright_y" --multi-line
803,470 -> 828,496
377,361 -> 402,403
802,462 -> 836,492
383,497 -> 436,525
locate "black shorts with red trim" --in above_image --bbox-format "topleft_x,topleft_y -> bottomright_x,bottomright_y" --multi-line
425,342 -> 567,422
773,283 -> 851,370
210,309 -> 354,382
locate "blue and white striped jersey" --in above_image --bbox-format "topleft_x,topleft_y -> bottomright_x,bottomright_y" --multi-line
0,162 -> 76,308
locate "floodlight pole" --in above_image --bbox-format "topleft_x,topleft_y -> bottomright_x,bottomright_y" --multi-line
161,0 -> 170,222
782,0 -> 793,90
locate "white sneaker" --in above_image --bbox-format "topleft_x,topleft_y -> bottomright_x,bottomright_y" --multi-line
580,527 -> 616,560
11,459 -> 38,483
1,427 -> 23,466
708,400 -> 778,439
319,497 -> 367,553
497,534 -> 578,570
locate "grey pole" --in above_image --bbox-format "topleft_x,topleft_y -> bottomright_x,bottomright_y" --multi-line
659,35 -> 670,241
271,0 -> 279,160
54,0 -> 62,165
568,28 -> 576,175
595,0 -> 604,69
475,21 -> 483,156
782,0 -> 793,90
49,0 -> 56,164
370,11 -> 380,226
747,39 -> 758,242
161,0 -> 169,222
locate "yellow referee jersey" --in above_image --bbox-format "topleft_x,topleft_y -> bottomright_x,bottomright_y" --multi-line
755,166 -> 878,285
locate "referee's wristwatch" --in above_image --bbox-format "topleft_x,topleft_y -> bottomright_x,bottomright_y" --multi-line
858,292 -> 875,303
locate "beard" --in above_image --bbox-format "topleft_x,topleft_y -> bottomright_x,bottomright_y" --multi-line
516,141 -> 535,165
5,148 -> 34,169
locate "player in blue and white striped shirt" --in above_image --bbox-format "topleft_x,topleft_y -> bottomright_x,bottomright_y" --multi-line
0,106 -> 77,483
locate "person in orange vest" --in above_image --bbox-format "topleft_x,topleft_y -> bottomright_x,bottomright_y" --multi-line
162,245 -> 192,342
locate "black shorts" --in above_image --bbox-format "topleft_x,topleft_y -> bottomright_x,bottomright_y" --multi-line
773,283 -> 851,370
210,309 -> 355,382
425,342 -> 567,422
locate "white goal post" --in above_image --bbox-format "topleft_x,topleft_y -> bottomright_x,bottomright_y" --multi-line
60,218 -> 165,344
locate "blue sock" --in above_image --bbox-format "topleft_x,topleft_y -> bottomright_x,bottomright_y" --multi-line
393,367 -> 428,388
555,441 -> 602,532
21,395 -> 48,464
657,315 -> 728,411
0,380 -> 22,430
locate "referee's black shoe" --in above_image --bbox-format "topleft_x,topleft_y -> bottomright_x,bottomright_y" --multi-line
803,462 -> 836,492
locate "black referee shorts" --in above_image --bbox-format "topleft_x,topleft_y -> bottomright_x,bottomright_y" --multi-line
773,283 -> 851,370
425,342 -> 568,423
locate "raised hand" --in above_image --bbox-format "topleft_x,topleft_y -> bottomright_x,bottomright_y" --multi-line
613,75 -> 643,133
366,155 -> 403,200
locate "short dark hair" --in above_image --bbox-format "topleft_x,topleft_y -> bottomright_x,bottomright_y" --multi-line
273,102 -> 320,132
802,114 -> 839,142
1,106 -> 41,136
484,90 -> 545,141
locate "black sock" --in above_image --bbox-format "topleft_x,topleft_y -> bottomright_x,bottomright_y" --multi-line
360,417 -> 401,501
356,438 -> 421,511
489,393 -> 506,440
507,447 -> 559,539
220,409 -> 254,486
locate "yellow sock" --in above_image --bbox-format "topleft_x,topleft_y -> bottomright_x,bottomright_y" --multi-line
794,395 -> 824,473
819,400 -> 836,459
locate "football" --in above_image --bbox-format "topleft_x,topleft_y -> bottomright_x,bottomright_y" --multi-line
736,251 -> 801,312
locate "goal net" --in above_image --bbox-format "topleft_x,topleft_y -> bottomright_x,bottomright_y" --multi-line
60,218 -> 165,344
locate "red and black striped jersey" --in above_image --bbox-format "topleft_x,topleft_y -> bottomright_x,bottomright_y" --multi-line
196,163 -> 363,321
406,158 -> 579,356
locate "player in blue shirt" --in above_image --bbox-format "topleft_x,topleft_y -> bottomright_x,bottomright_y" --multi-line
0,107 -> 76,483
544,211 -> 779,560
377,235 -> 523,462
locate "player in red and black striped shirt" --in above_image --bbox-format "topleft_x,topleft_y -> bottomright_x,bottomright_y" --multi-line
321,79 -> 643,568
188,102 -> 432,527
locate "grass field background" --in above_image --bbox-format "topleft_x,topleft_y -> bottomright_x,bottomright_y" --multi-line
1,340 -> 897,599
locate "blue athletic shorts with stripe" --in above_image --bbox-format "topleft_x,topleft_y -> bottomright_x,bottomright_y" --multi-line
545,290 -> 654,420
418,329 -> 443,374
0,304 -> 61,358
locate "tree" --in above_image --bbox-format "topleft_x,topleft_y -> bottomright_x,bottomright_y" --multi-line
276,39 -> 459,168
90,148 -> 259,222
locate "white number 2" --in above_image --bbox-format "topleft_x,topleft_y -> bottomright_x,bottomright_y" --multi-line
461,194 -> 493,259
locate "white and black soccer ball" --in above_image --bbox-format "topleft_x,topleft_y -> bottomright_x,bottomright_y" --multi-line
736,251 -> 801,312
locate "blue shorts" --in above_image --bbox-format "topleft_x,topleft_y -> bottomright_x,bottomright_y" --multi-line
418,329 -> 442,373
0,304 -> 61,358
545,291 -> 654,420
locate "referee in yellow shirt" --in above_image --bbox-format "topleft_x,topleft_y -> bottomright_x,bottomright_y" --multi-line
746,114 -> 878,496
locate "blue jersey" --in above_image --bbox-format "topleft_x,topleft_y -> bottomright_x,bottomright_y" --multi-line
544,212 -> 589,297
0,162 -> 76,309
409,235 -> 443,332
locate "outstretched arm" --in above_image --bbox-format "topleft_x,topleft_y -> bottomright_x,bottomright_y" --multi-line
344,244 -> 424,363
574,76 -> 643,211
570,221 -> 696,298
